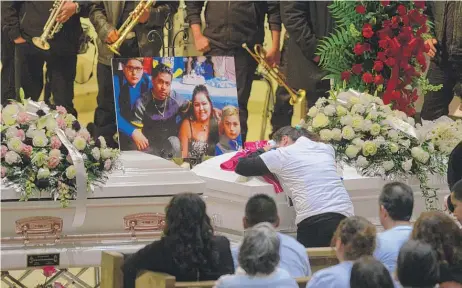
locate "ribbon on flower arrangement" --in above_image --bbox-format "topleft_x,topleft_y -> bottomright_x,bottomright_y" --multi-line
25,100 -> 88,228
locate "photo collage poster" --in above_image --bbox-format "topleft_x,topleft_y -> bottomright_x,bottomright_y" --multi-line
111,56 -> 242,160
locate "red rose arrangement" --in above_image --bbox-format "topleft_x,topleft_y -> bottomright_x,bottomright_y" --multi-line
318,1 -> 431,116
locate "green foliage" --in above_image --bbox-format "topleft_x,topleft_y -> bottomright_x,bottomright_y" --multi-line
329,0 -> 363,28
418,76 -> 443,96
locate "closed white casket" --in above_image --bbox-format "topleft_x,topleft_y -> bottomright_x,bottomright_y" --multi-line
192,152 -> 450,235
1,151 -> 206,270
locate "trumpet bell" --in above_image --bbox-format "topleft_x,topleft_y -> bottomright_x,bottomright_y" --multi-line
289,89 -> 306,105
107,43 -> 122,56
32,37 -> 50,51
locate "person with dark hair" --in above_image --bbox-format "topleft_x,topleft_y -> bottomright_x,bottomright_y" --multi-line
451,179 -> 462,225
122,193 -> 234,288
397,240 -> 440,288
131,64 -> 189,158
445,141 -> 462,214
178,85 -> 219,158
215,222 -> 298,288
350,256 -> 395,288
307,216 -> 376,288
411,211 -> 462,286
235,126 -> 354,248
231,194 -> 310,277
374,182 -> 414,272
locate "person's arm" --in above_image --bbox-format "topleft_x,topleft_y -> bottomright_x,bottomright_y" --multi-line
185,1 -> 209,53
178,119 -> 191,158
143,1 -> 179,28
423,1 -> 437,58
235,156 -> 271,177
88,1 -> 116,44
122,241 -> 162,288
266,1 -> 282,64
280,1 -> 318,62
2,1 -> 23,42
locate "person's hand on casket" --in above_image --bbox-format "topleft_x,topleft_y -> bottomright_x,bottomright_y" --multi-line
132,129 -> 149,150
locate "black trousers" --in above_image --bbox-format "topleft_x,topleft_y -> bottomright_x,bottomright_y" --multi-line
1,29 -> 16,105
297,212 -> 346,248
206,47 -> 258,143
15,42 -> 77,116
421,60 -> 461,120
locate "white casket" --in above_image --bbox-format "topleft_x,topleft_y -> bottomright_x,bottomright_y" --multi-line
1,151 -> 206,270
192,152 -> 450,235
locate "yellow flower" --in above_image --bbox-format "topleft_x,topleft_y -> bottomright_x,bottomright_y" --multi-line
342,126 -> 355,140
312,113 -> 329,129
370,124 -> 381,136
389,143 -> 399,153
362,141 -> 377,156
345,145 -> 360,158
351,115 -> 364,131
319,129 -> 333,141
73,136 -> 87,151
336,105 -> 348,116
307,106 -> 318,118
65,165 -> 76,179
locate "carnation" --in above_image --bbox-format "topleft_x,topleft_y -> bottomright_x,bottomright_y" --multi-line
307,106 -> 318,118
49,149 -> 61,158
50,136 -> 62,149
336,105 -> 348,116
331,128 -> 342,141
352,138 -> 365,147
1,145 -> 8,158
340,115 -> 353,126
351,115 -> 364,131
56,106 -> 67,114
47,156 -> 60,169
342,126 -> 356,140
370,123 -> 381,136
5,151 -> 21,164
351,104 -> 365,115
362,141 -> 378,156
320,129 -> 333,141
16,112 -> 30,124
312,113 -> 329,129
323,105 -> 336,116
22,145 -> 33,157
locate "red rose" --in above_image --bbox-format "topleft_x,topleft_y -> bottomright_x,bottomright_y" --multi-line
416,53 -> 427,67
362,23 -> 374,39
341,71 -> 352,81
377,52 -> 387,61
373,61 -> 384,72
362,72 -> 374,84
363,43 -> 371,52
352,64 -> 363,74
374,75 -> 384,85
391,90 -> 402,100
397,5 -> 407,16
379,39 -> 389,49
354,43 -> 365,55
414,1 -> 426,10
381,1 -> 390,6
385,57 -> 396,67
43,266 -> 57,277
402,15 -> 410,26
355,5 -> 366,14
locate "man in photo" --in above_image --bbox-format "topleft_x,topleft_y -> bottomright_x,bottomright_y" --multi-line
216,105 -> 242,155
114,58 -> 152,150
131,64 -> 189,158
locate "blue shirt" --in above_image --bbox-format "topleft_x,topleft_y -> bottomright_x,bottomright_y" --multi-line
374,225 -> 412,273
307,261 -> 353,288
232,232 -> 311,277
215,268 -> 298,288
113,73 -> 152,137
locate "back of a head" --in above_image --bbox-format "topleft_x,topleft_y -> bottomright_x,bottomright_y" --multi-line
238,222 -> 280,276
350,256 -> 394,288
333,216 -> 377,261
453,179 -> 462,202
411,211 -> 462,265
379,182 -> 414,221
272,126 -> 321,143
397,240 -> 439,288
245,194 -> 278,227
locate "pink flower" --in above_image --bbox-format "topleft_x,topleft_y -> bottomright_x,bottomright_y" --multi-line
1,145 -> 7,158
56,106 -> 67,115
56,117 -> 66,129
43,266 -> 57,277
54,282 -> 65,288
16,112 -> 30,125
16,129 -> 25,141
50,136 -> 62,149
48,156 -> 61,169
78,129 -> 91,142
104,159 -> 112,171
1,166 -> 6,178
22,145 -> 33,157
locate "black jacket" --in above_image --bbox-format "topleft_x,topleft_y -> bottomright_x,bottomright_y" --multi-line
186,1 -> 281,50
122,235 -> 234,288
1,1 -> 89,55
280,1 -> 333,92
448,141 -> 462,190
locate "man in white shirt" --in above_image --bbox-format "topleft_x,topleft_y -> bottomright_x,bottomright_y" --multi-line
231,194 -> 311,277
374,182 -> 414,273
235,126 -> 354,247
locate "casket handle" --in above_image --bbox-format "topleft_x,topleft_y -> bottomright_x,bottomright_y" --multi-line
123,213 -> 166,239
15,217 -> 63,245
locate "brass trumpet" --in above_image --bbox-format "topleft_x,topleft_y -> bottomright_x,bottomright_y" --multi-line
108,0 -> 157,56
242,43 -> 306,106
32,0 -> 65,50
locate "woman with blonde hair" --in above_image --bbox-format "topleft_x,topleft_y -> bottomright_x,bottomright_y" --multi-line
216,105 -> 242,155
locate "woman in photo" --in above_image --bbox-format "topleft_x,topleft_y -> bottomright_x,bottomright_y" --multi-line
179,85 -> 219,159
216,105 -> 242,155
187,56 -> 215,80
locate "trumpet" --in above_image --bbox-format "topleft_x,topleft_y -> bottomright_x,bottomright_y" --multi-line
108,0 -> 156,56
32,0 -> 65,50
242,43 -> 306,106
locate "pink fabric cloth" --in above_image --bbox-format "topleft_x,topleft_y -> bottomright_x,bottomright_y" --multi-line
220,142 -> 283,194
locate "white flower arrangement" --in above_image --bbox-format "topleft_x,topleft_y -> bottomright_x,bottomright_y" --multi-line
1,100 -> 119,207
302,89 -> 456,210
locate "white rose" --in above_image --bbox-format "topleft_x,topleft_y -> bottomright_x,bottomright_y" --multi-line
356,156 -> 369,168
100,148 -> 112,160
319,129 -> 333,141
32,135 -> 49,147
7,137 -> 23,153
345,145 -> 360,158
340,115 -> 353,126
411,147 -> 430,164
307,106 -> 318,118
351,115 -> 364,131
37,168 -> 50,179
45,117 -> 57,131
2,104 -> 19,117
388,130 -> 399,141
348,96 -> 360,106
402,159 -> 413,172
374,136 -> 386,146
362,141 -> 378,157
91,147 -> 100,161
65,165 -> 77,179
370,123 -> 382,136
362,119 -> 373,132
64,114 -> 76,126
5,127 -> 19,139
331,128 -> 342,141
382,160 -> 395,171
336,105 -> 348,117
73,136 -> 87,151
367,110 -> 378,121
351,104 -> 365,115
352,138 -> 365,147
5,151 -> 20,164
342,126 -> 356,140
49,149 -> 61,158
312,113 -> 329,129
324,105 -> 336,116
389,142 -> 399,153
65,128 -> 77,141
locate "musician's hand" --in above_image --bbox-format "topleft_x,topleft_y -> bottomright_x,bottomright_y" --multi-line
265,47 -> 281,67
13,37 -> 26,44
105,29 -> 119,44
57,1 -> 78,23
194,34 -> 211,53
132,129 -> 149,151
425,38 -> 437,58
138,8 -> 150,24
